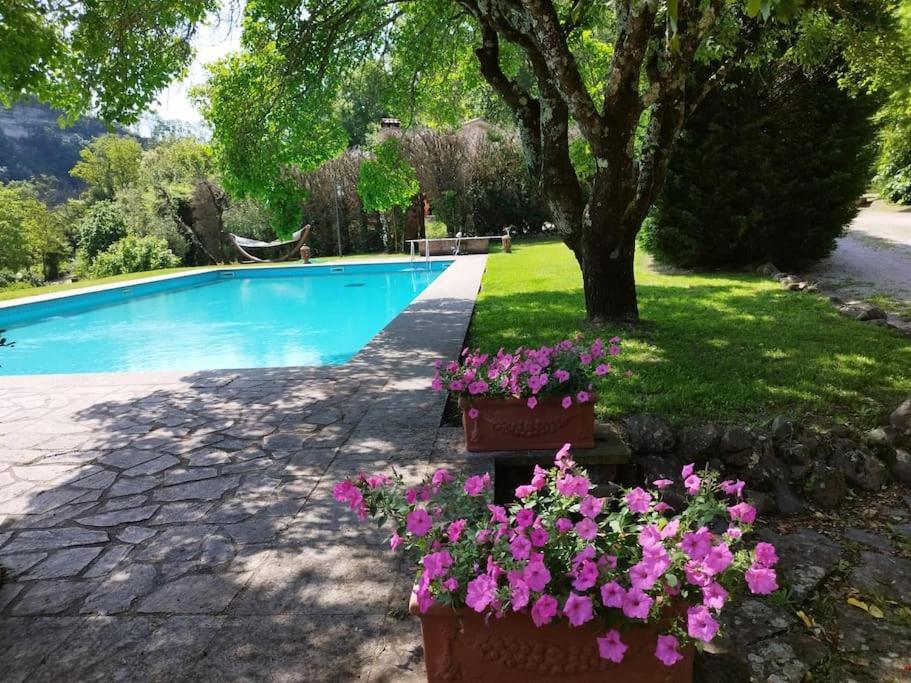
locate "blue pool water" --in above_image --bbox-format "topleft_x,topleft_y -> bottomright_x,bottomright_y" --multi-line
0,262 -> 449,375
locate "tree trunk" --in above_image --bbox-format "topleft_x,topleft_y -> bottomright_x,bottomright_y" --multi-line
580,239 -> 639,322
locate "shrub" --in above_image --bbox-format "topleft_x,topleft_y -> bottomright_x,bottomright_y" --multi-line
641,66 -> 876,270
89,234 -> 179,278
875,121 -> 911,204
75,201 -> 128,260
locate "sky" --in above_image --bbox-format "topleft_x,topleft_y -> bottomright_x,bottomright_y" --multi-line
150,11 -> 241,125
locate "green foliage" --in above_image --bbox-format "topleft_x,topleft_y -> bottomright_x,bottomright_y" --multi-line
69,135 -> 143,200
75,201 -> 128,260
0,182 -> 68,277
0,0 -> 215,124
139,137 -> 213,197
875,121 -> 911,204
641,67 -> 876,270
335,61 -> 390,147
222,198 -> 276,242
358,137 -> 419,214
88,234 -> 180,278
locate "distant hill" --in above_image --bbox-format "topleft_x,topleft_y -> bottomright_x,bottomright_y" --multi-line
0,101 -> 117,201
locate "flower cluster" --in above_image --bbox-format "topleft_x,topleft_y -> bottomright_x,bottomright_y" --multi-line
334,446 -> 778,669
431,337 -> 625,413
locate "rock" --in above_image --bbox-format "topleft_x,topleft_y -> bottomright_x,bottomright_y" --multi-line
891,398 -> 911,435
745,634 -> 827,683
625,413 -> 676,453
857,306 -> 887,321
837,604 -> 911,680
806,463 -> 847,509
153,475 -> 240,502
890,449 -> 911,486
781,443 -> 812,467
773,480 -> 804,517
76,505 -> 160,527
770,416 -> 795,443
831,446 -> 889,491
720,598 -> 795,648
720,427 -> 753,454
761,529 -> 842,601
828,295 -> 844,305
745,489 -> 775,516
849,551 -> 911,605
844,528 -> 893,553
780,275 -> 799,289
116,526 -> 157,544
10,580 -> 94,615
678,424 -> 721,463
839,303 -> 887,321
0,528 -> 108,554
137,574 -> 240,614
694,651 -> 751,683
21,547 -> 103,580
81,564 -> 158,614
745,451 -> 790,491
893,523 -> 911,541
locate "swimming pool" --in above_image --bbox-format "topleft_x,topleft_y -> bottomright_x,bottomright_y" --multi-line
0,261 -> 450,375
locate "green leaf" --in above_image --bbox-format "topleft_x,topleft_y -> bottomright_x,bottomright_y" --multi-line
667,0 -> 679,34
745,0 -> 762,18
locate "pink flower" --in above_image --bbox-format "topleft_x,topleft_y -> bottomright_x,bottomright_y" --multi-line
597,630 -> 627,663
720,479 -> 746,498
574,518 -> 598,541
446,519 -> 467,542
464,473 -> 490,496
555,369 -> 570,383
680,528 -> 712,561
725,526 -> 742,540
571,560 -> 599,591
625,487 -> 652,514
654,502 -> 673,513
622,589 -> 653,620
389,532 -> 403,550
595,363 -> 610,376
422,550 -> 453,579
555,517 -> 573,533
684,560 -> 713,588
576,391 -> 590,403
681,463 -> 695,479
442,577 -> 458,592
406,509 -> 432,536
488,504 -> 508,524
728,502 -> 757,525
655,635 -> 683,667
468,407 -> 480,420
509,578 -> 530,611
684,474 -> 701,495
579,353 -> 592,365
467,380 -> 489,395
600,581 -> 626,608
431,468 -> 453,488
687,605 -> 719,642
754,542 -> 779,567
745,565 -> 778,594
530,527 -> 549,547
704,543 -> 733,574
609,344 -> 621,356
414,582 -> 433,613
702,582 -> 728,610
465,574 -> 497,612
653,478 -> 673,489
556,474 -> 590,497
431,376 -> 443,391
515,508 -> 536,528
563,593 -> 594,627
660,519 -> 680,539
510,535 -> 532,560
515,484 -> 537,498
449,379 -> 464,392
561,396 -> 573,409
523,560 -> 552,591
526,396 -> 538,409
580,495 -> 604,518
531,594 -> 558,627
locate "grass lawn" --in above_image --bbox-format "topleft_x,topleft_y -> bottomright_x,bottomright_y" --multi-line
469,240 -> 911,428
0,252 -> 410,303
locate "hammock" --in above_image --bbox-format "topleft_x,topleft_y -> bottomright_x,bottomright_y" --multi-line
229,225 -> 311,263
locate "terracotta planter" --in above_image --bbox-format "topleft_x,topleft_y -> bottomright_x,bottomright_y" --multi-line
410,596 -> 694,682
459,396 -> 595,452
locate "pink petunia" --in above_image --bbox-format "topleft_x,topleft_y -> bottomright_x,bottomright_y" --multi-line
468,407 -> 480,420
600,581 -> 626,608
684,474 -> 702,495
523,560 -> 552,592
406,509 -> 432,536
681,462 -> 695,479
597,630 -> 627,663
442,577 -> 458,592
389,532 -> 403,550
446,519 -> 467,543
555,369 -> 570,383
465,574 -> 498,612
422,550 -> 453,579
745,565 -> 778,594
704,543 -> 733,574
687,605 -> 720,642
655,635 -> 684,667
702,582 -> 728,611
626,487 -> 652,514
515,508 -> 536,528
530,527 -> 549,547
571,559 -> 599,591
531,594 -> 558,627
622,589 -> 653,620
563,593 -> 594,627
580,495 -> 605,518
515,484 -> 537,498
526,396 -> 538,409
595,363 -> 611,376
555,517 -> 574,533
464,473 -> 491,496
431,468 -> 453,488
653,478 -> 674,489
728,502 -> 757,525
561,395 -> 573,409
574,518 -> 598,541
576,391 -> 590,403
720,479 -> 746,498
754,542 -> 779,567
509,535 -> 532,561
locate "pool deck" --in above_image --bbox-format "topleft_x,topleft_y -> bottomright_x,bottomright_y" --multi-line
0,255 -> 487,681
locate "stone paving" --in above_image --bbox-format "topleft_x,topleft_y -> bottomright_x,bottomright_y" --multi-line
0,256 -> 488,682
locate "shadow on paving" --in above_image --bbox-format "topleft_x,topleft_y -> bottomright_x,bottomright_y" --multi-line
0,294 -> 485,681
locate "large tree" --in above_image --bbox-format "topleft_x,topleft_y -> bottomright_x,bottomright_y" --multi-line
2,0 -> 899,320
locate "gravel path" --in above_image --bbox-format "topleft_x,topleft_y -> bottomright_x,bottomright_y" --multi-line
807,206 -> 911,315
